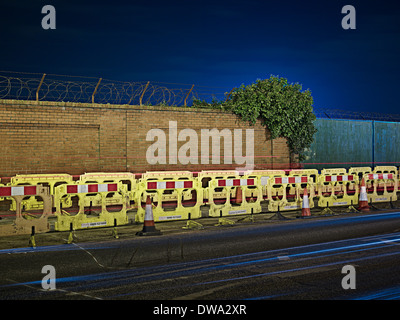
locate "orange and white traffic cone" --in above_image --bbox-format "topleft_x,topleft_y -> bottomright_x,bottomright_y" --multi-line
136,196 -> 162,236
301,187 -> 311,217
357,178 -> 370,212
235,187 -> 243,204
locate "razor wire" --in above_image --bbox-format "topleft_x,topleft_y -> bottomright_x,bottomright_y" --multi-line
1,71 -> 400,122
313,107 -> 400,122
0,71 -> 229,107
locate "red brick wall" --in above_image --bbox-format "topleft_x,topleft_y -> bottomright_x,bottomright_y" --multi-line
0,99 -> 293,177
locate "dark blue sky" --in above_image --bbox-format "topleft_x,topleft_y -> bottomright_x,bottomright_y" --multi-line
1,0 -> 400,114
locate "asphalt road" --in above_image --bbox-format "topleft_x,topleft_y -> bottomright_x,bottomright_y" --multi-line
1,210 -> 400,303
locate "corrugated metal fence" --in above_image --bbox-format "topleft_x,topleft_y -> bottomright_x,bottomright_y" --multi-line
303,119 -> 400,170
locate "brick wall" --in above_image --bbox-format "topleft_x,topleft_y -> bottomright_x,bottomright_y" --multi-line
0,99 -> 293,177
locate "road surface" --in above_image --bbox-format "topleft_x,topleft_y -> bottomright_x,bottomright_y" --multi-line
1,211 -> 400,302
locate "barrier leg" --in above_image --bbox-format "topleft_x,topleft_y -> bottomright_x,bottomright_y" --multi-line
182,213 -> 204,230
29,226 -> 36,248
67,223 -> 74,244
238,208 -> 254,223
347,200 -> 359,213
112,218 -> 119,239
215,210 -> 235,226
390,197 -> 400,209
267,205 -> 291,220
369,199 -> 381,211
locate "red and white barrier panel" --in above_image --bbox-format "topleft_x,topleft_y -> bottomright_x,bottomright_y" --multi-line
324,175 -> 354,182
0,186 -> 37,197
66,183 -> 118,194
217,179 -> 255,187
367,173 -> 394,180
147,181 -> 194,190
274,176 -> 308,184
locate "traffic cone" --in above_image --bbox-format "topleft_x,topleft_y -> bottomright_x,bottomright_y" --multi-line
301,187 -> 311,217
136,196 -> 162,236
357,178 -> 370,212
235,187 -> 243,204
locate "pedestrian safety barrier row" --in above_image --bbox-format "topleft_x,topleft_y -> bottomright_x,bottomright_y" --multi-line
0,165 -> 399,235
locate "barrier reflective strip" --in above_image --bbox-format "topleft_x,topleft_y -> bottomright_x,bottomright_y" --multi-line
217,179 -> 255,187
368,173 -> 393,180
66,183 -> 118,194
325,175 -> 354,182
260,177 -> 269,185
274,177 -> 308,184
0,186 -> 37,197
147,180 -> 193,190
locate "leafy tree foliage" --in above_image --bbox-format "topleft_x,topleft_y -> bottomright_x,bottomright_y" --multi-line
193,76 -> 317,161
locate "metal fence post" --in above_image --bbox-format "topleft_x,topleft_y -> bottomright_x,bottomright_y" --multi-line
184,84 -> 194,107
92,78 -> 102,104
36,73 -> 46,102
140,81 -> 150,106
225,87 -> 235,102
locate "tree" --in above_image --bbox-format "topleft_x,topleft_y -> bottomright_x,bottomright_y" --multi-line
193,75 -> 317,161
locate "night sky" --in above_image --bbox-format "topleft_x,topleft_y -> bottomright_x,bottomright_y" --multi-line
1,0 -> 400,114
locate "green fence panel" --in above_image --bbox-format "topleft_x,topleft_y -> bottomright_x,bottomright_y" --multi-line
374,121 -> 400,166
303,119 -> 373,171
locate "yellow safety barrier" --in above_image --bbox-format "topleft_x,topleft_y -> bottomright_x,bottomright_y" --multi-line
317,169 -> 359,209
141,171 -> 194,203
79,172 -> 137,209
8,174 -> 74,211
136,173 -> 203,222
249,170 -> 286,200
288,169 -> 319,181
267,174 -> 315,212
0,185 -> 51,235
2,166 -> 400,238
0,180 -> 4,202
348,167 -> 372,179
348,167 -> 373,194
363,171 -> 398,203
373,166 -> 398,198
54,182 -> 129,231
206,174 -> 262,217
374,166 -> 398,175
0,180 -> 6,215
287,169 -> 319,202
318,168 -> 346,195
198,170 -> 243,202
